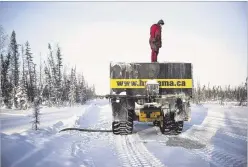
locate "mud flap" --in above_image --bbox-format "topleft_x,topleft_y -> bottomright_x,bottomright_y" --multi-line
174,103 -> 191,122
111,98 -> 134,122
112,100 -> 128,121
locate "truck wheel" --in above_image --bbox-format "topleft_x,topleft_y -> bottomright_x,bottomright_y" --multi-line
112,121 -> 120,135
111,98 -> 134,135
112,110 -> 133,135
159,112 -> 173,134
160,112 -> 184,135
174,121 -> 183,134
127,109 -> 134,132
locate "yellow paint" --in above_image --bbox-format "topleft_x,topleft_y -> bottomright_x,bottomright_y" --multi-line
139,111 -> 161,122
110,79 -> 193,88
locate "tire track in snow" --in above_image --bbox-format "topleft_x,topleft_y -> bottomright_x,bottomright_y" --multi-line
186,142 -> 245,166
131,104 -> 247,167
181,125 -> 245,150
202,119 -> 247,131
9,131 -> 74,167
180,124 -> 247,167
116,136 -> 140,167
115,134 -> 165,167
99,103 -> 164,167
150,127 -> 242,167
190,145 -> 247,167
60,102 -> 114,167
8,103 -> 97,167
132,105 -> 247,167
206,115 -> 248,123
8,115 -> 88,167
192,125 -> 247,142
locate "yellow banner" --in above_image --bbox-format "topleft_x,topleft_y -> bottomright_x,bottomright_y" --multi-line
110,79 -> 193,88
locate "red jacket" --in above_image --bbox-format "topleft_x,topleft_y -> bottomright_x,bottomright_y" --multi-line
149,24 -> 162,48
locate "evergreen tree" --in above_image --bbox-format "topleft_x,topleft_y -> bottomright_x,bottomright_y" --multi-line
61,66 -> 69,102
19,44 -> 28,109
32,97 -> 41,130
47,43 -> 56,104
37,53 -> 43,100
0,26 -> 8,106
56,45 -> 63,103
78,73 -> 86,104
43,61 -> 53,105
25,41 -> 35,102
9,31 -> 19,108
0,54 -> 2,106
68,67 -> 76,106
1,53 -> 13,108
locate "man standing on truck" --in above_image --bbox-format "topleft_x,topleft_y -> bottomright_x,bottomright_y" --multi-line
149,19 -> 164,62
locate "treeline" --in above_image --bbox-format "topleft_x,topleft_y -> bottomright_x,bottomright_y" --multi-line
193,82 -> 247,106
0,26 -> 95,110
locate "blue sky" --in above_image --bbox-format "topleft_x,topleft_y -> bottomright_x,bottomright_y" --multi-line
0,2 -> 247,95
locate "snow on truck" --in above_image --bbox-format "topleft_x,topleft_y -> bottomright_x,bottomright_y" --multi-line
106,62 -> 193,135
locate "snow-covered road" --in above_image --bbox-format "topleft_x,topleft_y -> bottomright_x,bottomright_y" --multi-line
1,99 -> 247,167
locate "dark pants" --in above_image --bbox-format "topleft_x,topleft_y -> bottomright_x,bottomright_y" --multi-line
149,39 -> 160,62
150,42 -> 159,62
151,49 -> 159,62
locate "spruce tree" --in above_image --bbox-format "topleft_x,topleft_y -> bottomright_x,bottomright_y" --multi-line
9,31 -> 19,108
68,67 -> 76,106
56,45 -> 63,104
1,53 -> 12,108
25,41 -> 35,102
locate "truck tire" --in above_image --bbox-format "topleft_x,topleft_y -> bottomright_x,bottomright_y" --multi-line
112,109 -> 134,135
127,109 -> 134,132
160,112 -> 184,135
174,121 -> 183,134
159,112 -> 173,134
111,99 -> 134,135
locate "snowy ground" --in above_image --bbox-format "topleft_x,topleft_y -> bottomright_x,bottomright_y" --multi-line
1,99 -> 247,167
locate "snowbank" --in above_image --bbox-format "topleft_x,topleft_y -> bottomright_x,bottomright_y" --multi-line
1,99 -> 247,167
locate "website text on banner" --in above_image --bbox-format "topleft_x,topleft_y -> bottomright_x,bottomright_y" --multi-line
110,79 -> 193,89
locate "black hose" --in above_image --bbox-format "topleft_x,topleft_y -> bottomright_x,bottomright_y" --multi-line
59,128 -> 112,133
